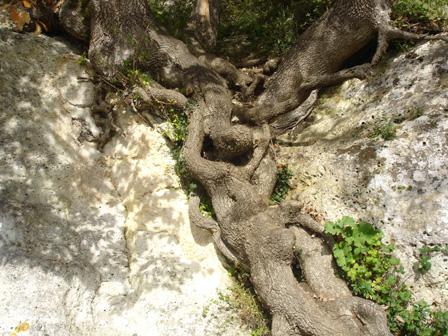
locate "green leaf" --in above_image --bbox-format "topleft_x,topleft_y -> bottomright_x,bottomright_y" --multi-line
340,216 -> 356,228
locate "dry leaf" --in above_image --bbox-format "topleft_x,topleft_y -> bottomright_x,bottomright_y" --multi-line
22,0 -> 32,9
13,321 -> 30,333
9,5 -> 31,31
17,321 -> 30,331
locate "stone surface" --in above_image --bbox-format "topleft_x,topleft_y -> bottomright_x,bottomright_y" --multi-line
0,27 -> 246,336
279,41 -> 448,308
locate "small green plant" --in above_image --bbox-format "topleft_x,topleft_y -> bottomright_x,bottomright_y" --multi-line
164,108 -> 188,146
325,217 -> 448,335
371,121 -> 397,140
121,59 -> 152,87
147,0 -> 195,38
77,53 -> 88,66
392,0 -> 448,32
270,165 -> 293,204
163,108 -> 190,184
324,217 -> 402,301
416,244 -> 448,274
225,266 -> 271,336
217,0 -> 331,57
407,106 -> 424,121
128,69 -> 152,86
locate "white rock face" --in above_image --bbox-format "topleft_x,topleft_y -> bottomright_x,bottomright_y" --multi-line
279,41 -> 448,308
0,29 -> 246,336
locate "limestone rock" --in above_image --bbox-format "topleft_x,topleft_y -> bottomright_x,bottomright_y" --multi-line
279,41 -> 448,308
0,28 -> 246,336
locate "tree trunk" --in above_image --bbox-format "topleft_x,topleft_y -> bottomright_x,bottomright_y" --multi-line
187,0 -> 220,50
55,0 -> 447,334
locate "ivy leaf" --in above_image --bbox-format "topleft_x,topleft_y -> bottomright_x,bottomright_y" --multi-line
340,216 -> 356,228
333,248 -> 346,267
324,222 -> 337,235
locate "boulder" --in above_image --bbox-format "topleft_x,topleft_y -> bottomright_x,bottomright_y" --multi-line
279,40 -> 448,308
0,27 -> 246,336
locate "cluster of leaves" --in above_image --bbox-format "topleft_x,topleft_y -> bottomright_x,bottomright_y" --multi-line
225,266 -> 271,336
415,244 -> 448,274
218,0 -> 330,57
270,165 -> 293,204
121,58 -> 153,87
147,0 -> 194,38
5,0 -> 60,33
325,217 -> 402,301
325,217 -> 448,335
161,107 -> 190,183
392,0 -> 448,32
146,0 -> 330,57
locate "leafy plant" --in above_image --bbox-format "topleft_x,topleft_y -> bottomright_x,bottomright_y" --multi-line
416,244 -> 448,274
122,59 -> 152,87
270,165 -> 293,204
325,217 -> 402,300
392,0 -> 448,32
77,53 -> 88,66
325,217 -> 448,335
225,266 -> 271,336
371,121 -> 397,141
147,0 -> 195,38
218,0 -> 330,57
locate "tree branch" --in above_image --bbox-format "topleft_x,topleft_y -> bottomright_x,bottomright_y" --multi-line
133,86 -> 188,111
279,201 -> 324,235
372,26 -> 448,65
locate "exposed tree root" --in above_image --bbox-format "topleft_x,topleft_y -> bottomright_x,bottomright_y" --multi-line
183,107 -> 392,336
51,0 -> 448,334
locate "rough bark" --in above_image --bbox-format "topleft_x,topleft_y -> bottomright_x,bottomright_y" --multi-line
242,0 -> 447,133
187,0 -> 220,50
55,0 -> 448,335
58,0 -> 90,42
183,108 -> 391,336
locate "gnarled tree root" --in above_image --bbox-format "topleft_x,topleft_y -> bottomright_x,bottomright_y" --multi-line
183,107 -> 392,336
53,1 -> 448,335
